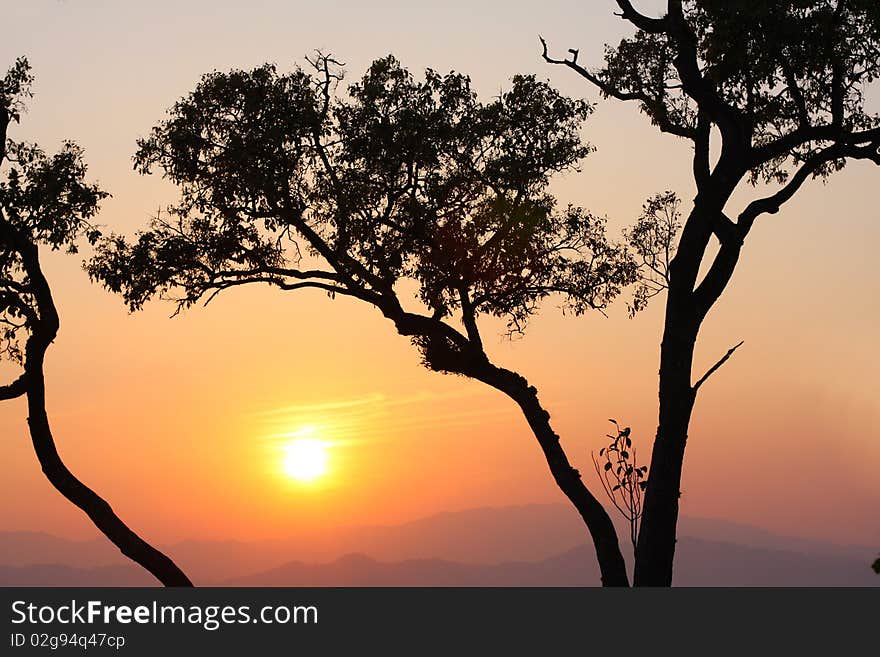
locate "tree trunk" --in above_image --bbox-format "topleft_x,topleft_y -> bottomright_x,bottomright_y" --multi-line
388,307 -> 629,585
633,322 -> 697,586
632,193 -> 729,587
24,362 -> 193,586
478,365 -> 630,587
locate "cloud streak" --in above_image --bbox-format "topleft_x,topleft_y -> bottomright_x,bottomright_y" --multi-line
254,388 -> 516,445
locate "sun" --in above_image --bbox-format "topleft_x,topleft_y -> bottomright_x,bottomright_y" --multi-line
282,428 -> 329,482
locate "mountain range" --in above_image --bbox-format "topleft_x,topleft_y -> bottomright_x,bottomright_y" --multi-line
1,505 -> 876,586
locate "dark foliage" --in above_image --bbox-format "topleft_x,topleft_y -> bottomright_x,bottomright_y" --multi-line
89,55 -> 637,356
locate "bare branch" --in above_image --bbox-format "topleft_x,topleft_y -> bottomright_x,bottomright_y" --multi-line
739,140 -> 880,236
539,36 -> 696,140
752,124 -> 880,168
210,266 -> 339,283
614,0 -> 668,33
0,373 -> 26,401
692,341 -> 744,392
200,276 -> 369,308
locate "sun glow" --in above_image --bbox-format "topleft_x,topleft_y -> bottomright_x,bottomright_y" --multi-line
282,427 -> 329,482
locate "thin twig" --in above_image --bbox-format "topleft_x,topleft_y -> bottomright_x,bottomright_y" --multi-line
692,340 -> 744,392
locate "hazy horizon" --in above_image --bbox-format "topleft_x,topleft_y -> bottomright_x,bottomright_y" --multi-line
1,502 -> 875,551
2,503 -> 876,587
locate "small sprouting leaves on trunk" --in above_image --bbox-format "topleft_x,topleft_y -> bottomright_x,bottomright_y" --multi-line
593,419 -> 648,554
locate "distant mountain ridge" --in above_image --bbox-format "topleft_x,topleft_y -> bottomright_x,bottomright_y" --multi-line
0,564 -> 156,587
2,538 -> 875,587
1,505 -> 876,586
226,538 -> 878,587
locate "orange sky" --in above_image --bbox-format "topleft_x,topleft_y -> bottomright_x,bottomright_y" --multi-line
1,0 -> 878,548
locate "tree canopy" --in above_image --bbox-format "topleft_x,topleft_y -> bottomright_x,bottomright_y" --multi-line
90,55 -> 637,369
547,1 -> 880,187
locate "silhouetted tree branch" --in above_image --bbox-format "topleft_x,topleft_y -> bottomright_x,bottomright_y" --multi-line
0,58 -> 192,587
692,340 -> 744,393
89,54 -> 643,586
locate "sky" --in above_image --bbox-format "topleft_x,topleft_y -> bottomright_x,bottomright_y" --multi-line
1,0 -> 878,550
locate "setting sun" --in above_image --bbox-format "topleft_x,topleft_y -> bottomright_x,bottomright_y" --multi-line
282,429 -> 329,482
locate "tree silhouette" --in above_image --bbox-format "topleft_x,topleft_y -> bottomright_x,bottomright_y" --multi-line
89,54 -> 641,586
0,58 -> 191,587
543,0 -> 880,585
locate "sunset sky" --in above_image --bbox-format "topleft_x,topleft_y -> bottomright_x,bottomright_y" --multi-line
2,0 -> 878,550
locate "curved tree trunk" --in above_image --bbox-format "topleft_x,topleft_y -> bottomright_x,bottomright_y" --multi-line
386,305 -> 629,586
24,360 -> 193,587
13,237 -> 193,587
477,364 -> 630,587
